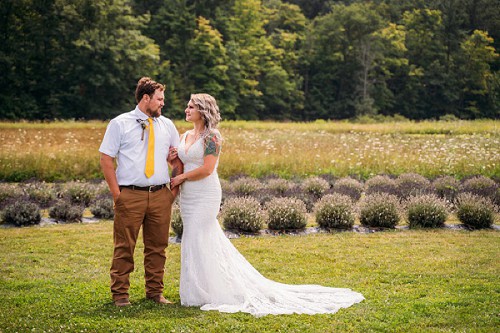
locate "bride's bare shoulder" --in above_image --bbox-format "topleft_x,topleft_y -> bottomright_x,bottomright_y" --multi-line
181,130 -> 192,139
209,129 -> 222,140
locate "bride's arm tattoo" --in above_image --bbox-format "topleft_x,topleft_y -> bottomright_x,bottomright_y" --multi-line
170,158 -> 183,178
172,165 -> 180,178
204,132 -> 221,157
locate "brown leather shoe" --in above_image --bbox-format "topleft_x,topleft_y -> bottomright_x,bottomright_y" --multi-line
147,295 -> 174,304
114,298 -> 131,307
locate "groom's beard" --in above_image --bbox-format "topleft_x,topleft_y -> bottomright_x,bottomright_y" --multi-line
149,107 -> 161,118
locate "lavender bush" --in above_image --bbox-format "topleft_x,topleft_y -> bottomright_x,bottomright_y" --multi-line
365,175 -> 398,196
301,176 -> 330,198
0,183 -> 24,209
432,176 -> 460,202
406,194 -> 449,228
63,181 -> 97,207
396,173 -> 431,199
455,193 -> 497,229
90,198 -> 114,219
231,177 -> 261,197
460,176 -> 498,201
24,182 -> 56,208
2,200 -> 41,226
360,193 -> 401,228
266,197 -> 307,230
332,177 -> 364,201
314,193 -> 355,229
49,200 -> 84,223
221,197 -> 264,232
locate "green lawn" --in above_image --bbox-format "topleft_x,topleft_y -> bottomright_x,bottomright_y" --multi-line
0,222 -> 498,332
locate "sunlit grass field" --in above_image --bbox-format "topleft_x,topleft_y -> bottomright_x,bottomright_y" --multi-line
0,120 -> 498,181
0,222 -> 498,332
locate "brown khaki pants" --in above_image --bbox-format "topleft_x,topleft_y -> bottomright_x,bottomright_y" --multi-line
110,187 -> 173,301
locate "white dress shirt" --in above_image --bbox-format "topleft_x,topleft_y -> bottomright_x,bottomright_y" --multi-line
99,106 -> 180,186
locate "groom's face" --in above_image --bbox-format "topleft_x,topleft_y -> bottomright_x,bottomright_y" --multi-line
146,89 -> 165,118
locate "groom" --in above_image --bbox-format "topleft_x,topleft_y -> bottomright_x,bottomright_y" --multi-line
99,77 -> 183,306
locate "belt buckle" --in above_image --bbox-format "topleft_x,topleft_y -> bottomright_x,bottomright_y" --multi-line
148,185 -> 155,192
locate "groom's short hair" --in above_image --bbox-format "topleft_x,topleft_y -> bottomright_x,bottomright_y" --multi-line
135,77 -> 165,103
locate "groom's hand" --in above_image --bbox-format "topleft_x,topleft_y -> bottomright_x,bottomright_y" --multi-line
100,153 -> 120,205
170,186 -> 179,198
170,175 -> 182,188
112,190 -> 120,203
167,147 -> 178,162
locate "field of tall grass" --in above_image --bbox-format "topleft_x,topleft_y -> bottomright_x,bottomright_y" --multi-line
0,120 -> 498,181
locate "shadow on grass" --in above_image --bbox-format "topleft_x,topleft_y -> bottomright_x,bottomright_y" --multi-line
80,298 -> 207,321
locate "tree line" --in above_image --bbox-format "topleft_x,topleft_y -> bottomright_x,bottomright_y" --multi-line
1,0 -> 499,121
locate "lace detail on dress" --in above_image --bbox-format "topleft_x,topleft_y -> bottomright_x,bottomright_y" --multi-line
177,136 -> 364,316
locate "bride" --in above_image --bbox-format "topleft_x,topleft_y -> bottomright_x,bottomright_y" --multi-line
169,93 -> 364,316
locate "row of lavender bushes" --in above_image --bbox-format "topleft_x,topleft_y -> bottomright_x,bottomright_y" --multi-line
174,173 -> 498,236
0,174 -> 498,231
0,181 -> 112,226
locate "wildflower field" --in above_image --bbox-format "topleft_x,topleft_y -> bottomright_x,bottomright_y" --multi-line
0,120 -> 498,182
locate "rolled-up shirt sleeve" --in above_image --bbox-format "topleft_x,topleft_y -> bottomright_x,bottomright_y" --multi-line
99,119 -> 121,158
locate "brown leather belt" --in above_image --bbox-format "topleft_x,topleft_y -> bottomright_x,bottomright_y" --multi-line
119,184 -> 168,192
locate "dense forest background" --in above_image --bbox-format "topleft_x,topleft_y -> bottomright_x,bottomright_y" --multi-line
1,0 -> 499,121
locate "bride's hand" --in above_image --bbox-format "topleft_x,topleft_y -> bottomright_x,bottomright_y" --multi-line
170,175 -> 186,188
167,147 -> 178,162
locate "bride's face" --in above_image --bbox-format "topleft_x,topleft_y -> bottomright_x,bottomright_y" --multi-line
185,100 -> 202,123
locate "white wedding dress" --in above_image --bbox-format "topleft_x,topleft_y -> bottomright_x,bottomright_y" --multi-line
178,135 -> 364,316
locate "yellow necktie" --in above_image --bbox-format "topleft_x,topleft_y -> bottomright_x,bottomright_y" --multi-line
145,118 -> 155,178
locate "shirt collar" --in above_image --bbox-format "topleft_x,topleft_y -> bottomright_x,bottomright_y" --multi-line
134,106 -> 155,121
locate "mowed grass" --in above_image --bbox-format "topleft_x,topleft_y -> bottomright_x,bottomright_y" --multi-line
0,222 -> 498,332
0,120 -> 498,181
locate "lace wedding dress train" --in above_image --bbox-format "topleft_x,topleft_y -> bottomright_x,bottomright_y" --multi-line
178,136 -> 364,316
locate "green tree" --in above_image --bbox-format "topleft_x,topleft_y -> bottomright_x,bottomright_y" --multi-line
72,0 -> 160,119
395,8 -> 453,119
223,0 -> 266,119
460,0 -> 500,50
188,16 -> 232,118
363,22 -> 408,116
132,0 -> 197,118
0,0 -> 67,119
263,0 -> 306,119
2,0 -> 499,121
455,30 -> 499,118
225,0 -> 301,119
436,0 -> 467,63
0,0 -> 160,120
283,0 -> 331,19
305,3 -> 387,119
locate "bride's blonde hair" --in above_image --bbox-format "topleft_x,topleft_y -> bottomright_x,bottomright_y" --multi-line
190,93 -> 221,139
